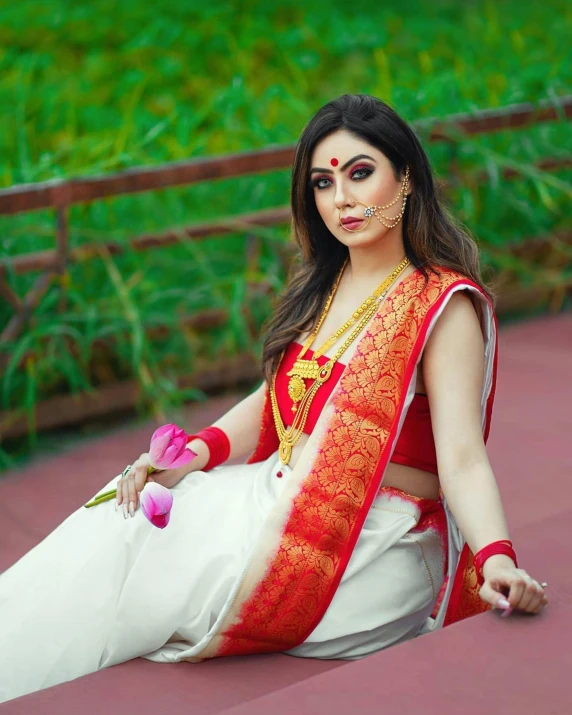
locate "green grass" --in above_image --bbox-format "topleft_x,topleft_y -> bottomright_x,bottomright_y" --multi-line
0,0 -> 571,467
1,0 -> 571,181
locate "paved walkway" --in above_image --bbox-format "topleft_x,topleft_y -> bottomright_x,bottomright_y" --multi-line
1,313 -> 570,714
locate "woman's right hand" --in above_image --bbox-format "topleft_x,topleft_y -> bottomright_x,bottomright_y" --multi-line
115,452 -> 186,517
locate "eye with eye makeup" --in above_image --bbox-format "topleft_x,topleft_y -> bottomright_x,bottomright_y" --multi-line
350,165 -> 374,180
310,164 -> 374,190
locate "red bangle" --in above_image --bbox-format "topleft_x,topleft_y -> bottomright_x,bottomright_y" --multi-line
473,540 -> 518,586
188,426 -> 230,471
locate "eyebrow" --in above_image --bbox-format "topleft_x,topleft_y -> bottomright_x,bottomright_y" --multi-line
310,154 -> 377,175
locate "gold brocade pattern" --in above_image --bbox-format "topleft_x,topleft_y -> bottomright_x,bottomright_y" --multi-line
443,546 -> 492,625
218,268 -> 478,656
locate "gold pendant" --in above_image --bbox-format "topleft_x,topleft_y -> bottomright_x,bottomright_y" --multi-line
279,440 -> 293,465
286,357 -> 319,412
287,374 -> 306,412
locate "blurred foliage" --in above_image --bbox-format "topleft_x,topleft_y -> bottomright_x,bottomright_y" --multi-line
1,0 -> 571,180
0,0 -> 571,466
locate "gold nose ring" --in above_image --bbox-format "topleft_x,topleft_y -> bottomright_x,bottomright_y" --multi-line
338,201 -> 372,232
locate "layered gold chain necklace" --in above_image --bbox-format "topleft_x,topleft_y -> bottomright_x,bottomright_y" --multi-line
270,256 -> 410,465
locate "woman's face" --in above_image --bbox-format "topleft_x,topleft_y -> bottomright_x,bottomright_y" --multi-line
309,129 -> 407,246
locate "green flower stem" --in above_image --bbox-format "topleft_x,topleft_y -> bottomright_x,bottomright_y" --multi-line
83,465 -> 156,508
84,491 -> 117,508
93,488 -> 116,499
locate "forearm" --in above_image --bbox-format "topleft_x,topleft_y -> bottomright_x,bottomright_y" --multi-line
440,455 -> 512,556
167,381 -> 267,482
441,455 -> 546,615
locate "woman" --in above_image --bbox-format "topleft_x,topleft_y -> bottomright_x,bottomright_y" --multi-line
0,94 -> 547,702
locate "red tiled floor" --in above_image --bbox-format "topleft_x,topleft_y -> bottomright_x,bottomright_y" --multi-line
1,313 -> 570,713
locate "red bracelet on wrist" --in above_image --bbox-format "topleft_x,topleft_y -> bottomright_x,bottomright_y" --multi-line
473,539 -> 518,586
188,426 -> 230,471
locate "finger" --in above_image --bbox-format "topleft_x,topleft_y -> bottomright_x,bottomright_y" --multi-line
516,578 -> 543,612
121,472 -> 131,518
126,471 -> 137,517
130,458 -> 147,514
117,463 -> 133,507
507,578 -> 527,609
116,471 -> 126,506
522,580 -> 546,614
116,475 -> 127,506
479,582 -> 512,613
531,593 -> 549,615
128,474 -> 138,516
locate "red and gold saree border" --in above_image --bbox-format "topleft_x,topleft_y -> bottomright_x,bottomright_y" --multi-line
206,268 -> 495,657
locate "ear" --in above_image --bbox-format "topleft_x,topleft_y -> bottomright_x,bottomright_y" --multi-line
403,166 -> 413,196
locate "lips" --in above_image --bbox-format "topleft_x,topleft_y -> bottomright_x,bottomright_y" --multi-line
340,216 -> 364,230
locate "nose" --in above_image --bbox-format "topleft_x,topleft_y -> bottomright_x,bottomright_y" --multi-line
333,177 -> 355,210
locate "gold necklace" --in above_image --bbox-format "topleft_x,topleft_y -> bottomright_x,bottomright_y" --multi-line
272,257 -> 410,465
286,256 -> 410,413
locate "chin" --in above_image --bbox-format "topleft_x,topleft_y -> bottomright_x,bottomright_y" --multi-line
336,229 -> 386,247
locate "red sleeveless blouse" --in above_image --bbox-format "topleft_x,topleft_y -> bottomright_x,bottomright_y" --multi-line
275,341 -> 438,476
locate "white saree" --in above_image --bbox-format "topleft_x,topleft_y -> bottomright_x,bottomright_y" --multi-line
0,270 -> 497,703
0,452 -> 445,702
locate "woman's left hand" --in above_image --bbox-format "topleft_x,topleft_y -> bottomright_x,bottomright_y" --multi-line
478,555 -> 548,616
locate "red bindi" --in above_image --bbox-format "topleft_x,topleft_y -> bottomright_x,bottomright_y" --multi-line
330,158 -> 339,167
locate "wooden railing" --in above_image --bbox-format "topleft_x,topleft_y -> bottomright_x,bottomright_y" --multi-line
1,95 -> 571,343
0,95 -> 571,439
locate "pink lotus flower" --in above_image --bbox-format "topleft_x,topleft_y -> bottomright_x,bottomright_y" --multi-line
83,422 -> 197,518
149,424 -> 196,470
140,481 -> 174,529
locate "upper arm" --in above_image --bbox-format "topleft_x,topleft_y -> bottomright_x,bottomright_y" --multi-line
255,379 -> 268,395
422,290 -> 488,480
212,379 -> 268,459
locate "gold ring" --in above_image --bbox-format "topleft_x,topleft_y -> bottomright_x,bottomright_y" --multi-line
338,201 -> 372,232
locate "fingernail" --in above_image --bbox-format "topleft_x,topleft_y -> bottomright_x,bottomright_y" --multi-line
114,501 -> 119,511
129,502 -> 134,518
497,598 -> 511,609
500,606 -> 513,618
123,503 -> 128,519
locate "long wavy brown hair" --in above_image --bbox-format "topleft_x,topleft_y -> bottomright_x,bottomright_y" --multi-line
261,93 -> 493,385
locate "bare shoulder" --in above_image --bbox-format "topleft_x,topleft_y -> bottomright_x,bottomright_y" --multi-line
422,289 -> 485,411
425,289 -> 483,357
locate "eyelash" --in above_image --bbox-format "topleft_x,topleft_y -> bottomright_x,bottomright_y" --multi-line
310,165 -> 374,190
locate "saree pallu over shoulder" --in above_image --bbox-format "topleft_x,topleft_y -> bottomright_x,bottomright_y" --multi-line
196,267 -> 498,659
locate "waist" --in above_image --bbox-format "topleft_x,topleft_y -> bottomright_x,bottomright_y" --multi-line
382,461 -> 440,501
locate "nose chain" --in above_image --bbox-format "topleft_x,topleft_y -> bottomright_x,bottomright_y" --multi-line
339,167 -> 410,232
